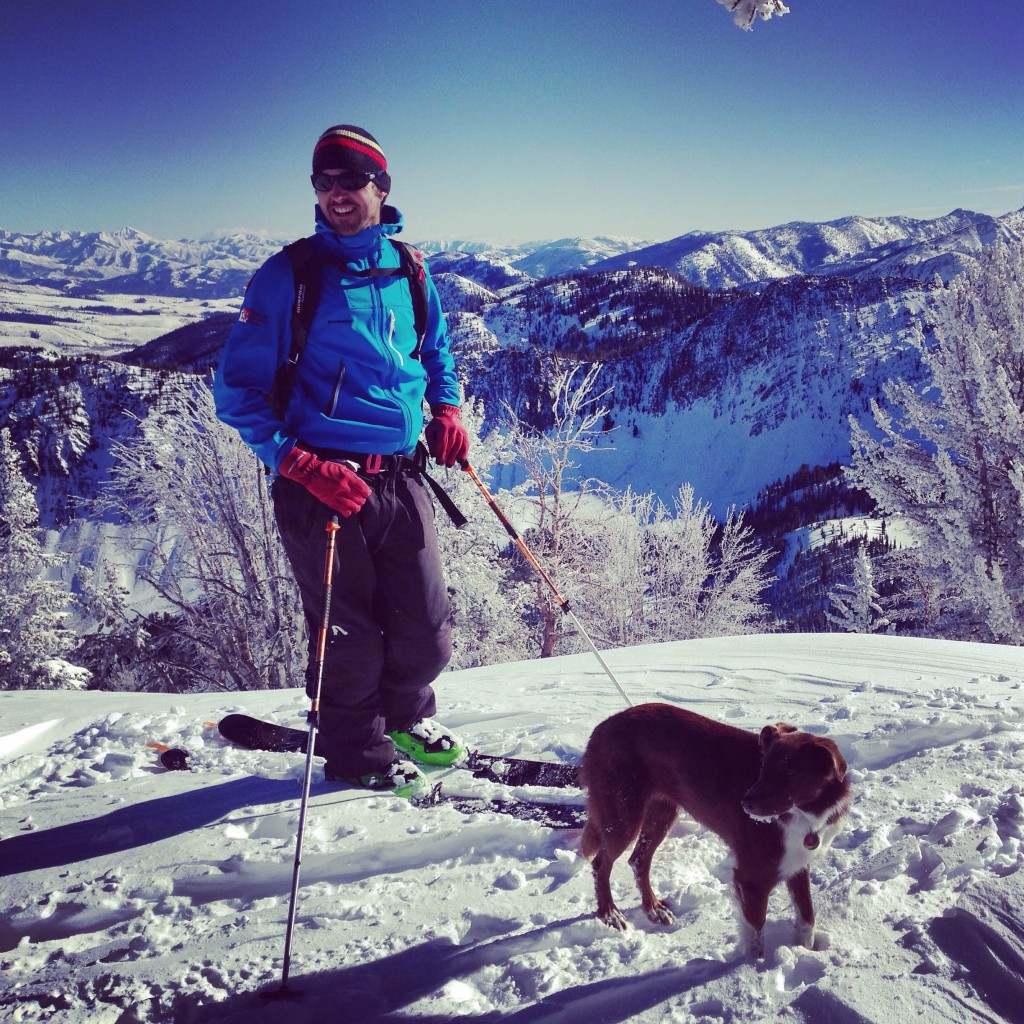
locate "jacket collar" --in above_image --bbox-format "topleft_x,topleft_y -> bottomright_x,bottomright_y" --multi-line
313,204 -> 403,261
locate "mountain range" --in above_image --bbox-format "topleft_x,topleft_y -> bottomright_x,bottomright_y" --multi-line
3,206 -> 1020,299
594,208 -> 1024,288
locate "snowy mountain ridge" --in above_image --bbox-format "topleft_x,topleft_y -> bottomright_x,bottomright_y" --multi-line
2,206 -> 1020,298
0,226 -> 650,298
2,208 -> 1022,642
0,227 -> 285,298
454,270 -> 933,509
5,219 -> 1020,531
591,207 -> 1024,289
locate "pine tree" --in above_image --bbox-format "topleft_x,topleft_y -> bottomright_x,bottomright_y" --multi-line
849,242 -> 1024,642
826,543 -> 889,634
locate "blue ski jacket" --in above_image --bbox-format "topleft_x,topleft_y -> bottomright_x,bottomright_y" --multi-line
213,205 -> 461,470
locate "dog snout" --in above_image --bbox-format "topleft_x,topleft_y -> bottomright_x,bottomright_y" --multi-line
741,781 -> 790,820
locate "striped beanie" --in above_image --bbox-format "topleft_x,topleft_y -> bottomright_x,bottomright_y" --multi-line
312,125 -> 391,193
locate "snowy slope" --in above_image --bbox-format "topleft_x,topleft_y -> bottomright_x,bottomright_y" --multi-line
459,272 -> 932,511
2,634 -> 1023,1023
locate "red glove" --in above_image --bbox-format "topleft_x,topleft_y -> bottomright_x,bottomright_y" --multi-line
278,446 -> 371,517
425,404 -> 470,468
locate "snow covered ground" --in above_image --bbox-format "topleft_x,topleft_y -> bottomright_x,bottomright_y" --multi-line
0,284 -> 238,356
1,633 -> 1023,1023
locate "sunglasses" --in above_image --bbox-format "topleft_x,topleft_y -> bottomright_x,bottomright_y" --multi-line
310,170 -> 380,193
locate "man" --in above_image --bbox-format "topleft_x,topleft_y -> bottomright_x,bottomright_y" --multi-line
214,124 -> 470,799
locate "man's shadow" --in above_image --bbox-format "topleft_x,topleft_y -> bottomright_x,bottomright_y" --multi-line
0,776 -> 299,877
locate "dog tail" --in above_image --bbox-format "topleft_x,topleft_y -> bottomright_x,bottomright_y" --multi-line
579,816 -> 601,861
578,761 -> 599,861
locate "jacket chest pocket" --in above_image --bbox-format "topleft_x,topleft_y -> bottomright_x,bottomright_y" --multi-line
337,278 -> 377,311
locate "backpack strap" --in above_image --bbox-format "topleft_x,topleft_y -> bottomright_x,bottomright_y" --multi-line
269,236 -> 430,420
269,236 -> 321,420
389,239 -> 429,358
404,442 -> 468,528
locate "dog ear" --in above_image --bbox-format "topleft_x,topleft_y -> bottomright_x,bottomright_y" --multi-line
806,741 -> 847,780
761,723 -> 796,752
759,725 -> 781,752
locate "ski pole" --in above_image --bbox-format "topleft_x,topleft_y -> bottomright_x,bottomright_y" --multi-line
267,514 -> 341,1000
460,461 -> 633,709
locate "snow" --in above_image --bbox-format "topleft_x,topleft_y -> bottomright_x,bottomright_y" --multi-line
777,517 -> 917,576
0,284 -> 239,356
575,398 -> 852,514
2,633 -> 1023,1023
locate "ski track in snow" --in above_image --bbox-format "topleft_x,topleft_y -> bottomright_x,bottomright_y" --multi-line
1,634 -> 1023,1023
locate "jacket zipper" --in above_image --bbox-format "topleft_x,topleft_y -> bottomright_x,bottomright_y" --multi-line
328,362 -> 345,417
385,309 -> 404,367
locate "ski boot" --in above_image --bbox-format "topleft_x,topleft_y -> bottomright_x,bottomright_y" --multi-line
388,718 -> 467,768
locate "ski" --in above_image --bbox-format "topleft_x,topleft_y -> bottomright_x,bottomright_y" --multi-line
154,741 -> 584,829
217,713 -> 581,789
444,795 -> 586,829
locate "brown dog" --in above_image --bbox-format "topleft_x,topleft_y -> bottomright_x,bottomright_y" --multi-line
579,703 -> 850,956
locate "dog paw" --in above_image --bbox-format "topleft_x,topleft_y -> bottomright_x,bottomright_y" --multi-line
794,919 -> 815,949
599,907 -> 629,931
645,900 -> 675,926
737,920 -> 765,958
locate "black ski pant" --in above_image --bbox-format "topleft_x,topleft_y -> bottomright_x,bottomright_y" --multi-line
272,468 -> 453,778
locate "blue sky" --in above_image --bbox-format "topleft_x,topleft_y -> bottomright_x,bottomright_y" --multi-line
3,0 -> 1022,245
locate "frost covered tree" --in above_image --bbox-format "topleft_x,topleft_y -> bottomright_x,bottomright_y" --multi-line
0,429 -> 78,688
431,397 -> 534,669
502,362 -> 612,657
87,376 -> 305,691
715,0 -> 789,30
582,487 -> 652,647
826,543 -> 889,634
591,484 -> 774,646
849,242 -> 1024,642
685,490 -> 776,638
498,364 -> 774,656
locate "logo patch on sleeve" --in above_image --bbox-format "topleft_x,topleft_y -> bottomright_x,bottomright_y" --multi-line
239,307 -> 268,325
